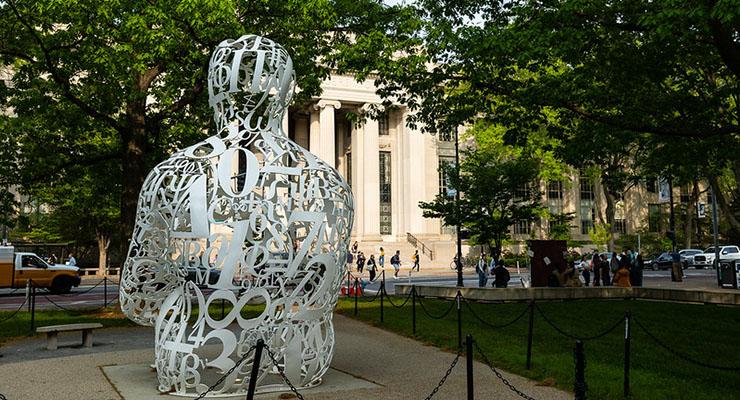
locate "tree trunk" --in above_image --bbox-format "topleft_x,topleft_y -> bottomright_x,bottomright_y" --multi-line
602,185 -> 616,252
708,173 -> 740,234
120,99 -> 148,255
97,231 -> 110,276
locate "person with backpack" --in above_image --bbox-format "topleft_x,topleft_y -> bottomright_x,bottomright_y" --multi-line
367,254 -> 378,282
580,255 -> 591,286
476,253 -> 488,287
411,250 -> 420,272
390,250 -> 401,279
378,247 -> 385,270
491,262 -> 511,288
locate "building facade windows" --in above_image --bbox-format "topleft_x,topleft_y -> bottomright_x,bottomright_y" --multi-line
648,203 -> 661,232
579,175 -> 595,234
346,152 -> 352,188
438,159 -> 454,197
614,218 -> 626,234
379,113 -> 390,136
379,151 -> 392,235
514,220 -> 531,235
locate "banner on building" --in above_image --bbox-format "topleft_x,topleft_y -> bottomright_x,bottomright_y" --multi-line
697,202 -> 706,219
658,177 -> 671,204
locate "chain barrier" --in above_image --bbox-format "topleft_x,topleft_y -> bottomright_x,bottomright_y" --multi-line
423,351 -> 461,400
51,279 -> 110,297
42,294 -> 117,315
473,340 -> 538,400
461,297 -> 529,329
360,286 -> 382,303
382,286 -> 413,308
0,393 -> 6,400
194,345 -> 257,400
417,296 -> 456,320
535,304 -> 624,341
264,347 -> 306,400
633,316 -> 740,371
0,296 -> 28,324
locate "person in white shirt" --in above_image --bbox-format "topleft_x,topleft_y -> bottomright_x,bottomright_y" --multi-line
67,254 -> 77,266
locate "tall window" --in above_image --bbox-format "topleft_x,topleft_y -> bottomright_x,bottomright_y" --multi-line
379,151 -> 392,235
515,183 -> 531,201
547,181 -> 563,201
438,159 -> 454,197
438,131 -> 454,141
648,204 -> 661,232
379,114 -> 390,136
614,219 -> 626,234
514,220 -> 531,235
579,175 -> 595,234
680,186 -> 690,203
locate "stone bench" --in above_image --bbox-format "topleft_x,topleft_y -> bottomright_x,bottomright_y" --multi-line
36,323 -> 103,350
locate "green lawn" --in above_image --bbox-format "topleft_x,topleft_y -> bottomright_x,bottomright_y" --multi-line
0,306 -> 137,343
336,295 -> 740,400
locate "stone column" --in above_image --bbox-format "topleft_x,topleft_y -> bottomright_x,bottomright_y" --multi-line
351,118 -> 365,239
309,110 -> 320,154
314,100 -> 341,168
362,104 -> 381,240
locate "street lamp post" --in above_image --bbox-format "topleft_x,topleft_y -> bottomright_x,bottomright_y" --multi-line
454,126 -> 463,287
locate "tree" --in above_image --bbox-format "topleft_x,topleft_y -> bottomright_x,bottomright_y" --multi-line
419,124 -> 542,261
0,0 -> 418,252
357,0 -> 740,232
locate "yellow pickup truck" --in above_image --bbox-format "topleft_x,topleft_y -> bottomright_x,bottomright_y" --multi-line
0,246 -> 81,293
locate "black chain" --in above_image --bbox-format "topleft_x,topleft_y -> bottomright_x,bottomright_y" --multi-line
42,294 -> 117,314
360,286 -> 382,303
535,304 -> 624,341
52,279 -> 110,297
417,296 -> 456,320
423,351 -> 461,400
0,393 -> 7,400
474,340 -> 538,400
461,297 -> 529,329
633,316 -> 740,371
265,346 -> 306,400
382,286 -> 413,308
194,345 -> 256,400
0,296 -> 28,324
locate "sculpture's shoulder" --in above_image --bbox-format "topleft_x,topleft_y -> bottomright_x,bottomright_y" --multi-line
141,151 -> 210,191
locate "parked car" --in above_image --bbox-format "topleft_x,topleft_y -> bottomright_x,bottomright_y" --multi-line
692,246 -> 740,269
678,249 -> 704,269
651,252 -> 680,271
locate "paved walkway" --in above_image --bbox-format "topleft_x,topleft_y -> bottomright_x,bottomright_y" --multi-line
0,315 -> 570,400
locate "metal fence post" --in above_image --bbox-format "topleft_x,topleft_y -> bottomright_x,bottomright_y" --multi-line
380,276 -> 385,324
412,285 -> 416,335
354,278 -> 359,316
26,279 -> 31,313
103,277 -> 108,307
246,339 -> 265,400
30,284 -> 36,333
526,300 -> 534,370
457,291 -> 462,349
574,340 -> 587,400
624,311 -> 631,397
466,334 -> 474,400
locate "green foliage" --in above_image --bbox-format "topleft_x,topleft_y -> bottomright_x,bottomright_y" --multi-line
547,212 -> 575,241
420,124 -> 542,258
588,223 -> 612,252
0,0 -> 417,250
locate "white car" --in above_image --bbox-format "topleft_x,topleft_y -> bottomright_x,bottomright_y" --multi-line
692,246 -> 740,269
678,249 -> 704,269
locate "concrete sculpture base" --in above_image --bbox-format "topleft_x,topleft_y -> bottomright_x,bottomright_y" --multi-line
102,363 -> 380,399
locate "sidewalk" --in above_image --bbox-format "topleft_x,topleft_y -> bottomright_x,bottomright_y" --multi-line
0,314 -> 570,400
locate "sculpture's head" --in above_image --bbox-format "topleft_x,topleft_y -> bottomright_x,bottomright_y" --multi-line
208,35 -> 295,133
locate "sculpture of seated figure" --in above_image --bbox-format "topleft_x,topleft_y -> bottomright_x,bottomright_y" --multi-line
118,35 -> 354,396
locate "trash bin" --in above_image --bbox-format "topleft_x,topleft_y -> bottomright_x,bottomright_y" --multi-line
719,261 -> 739,289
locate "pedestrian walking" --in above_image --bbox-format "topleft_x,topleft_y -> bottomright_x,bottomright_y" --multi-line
633,253 -> 644,286
351,241 -> 359,254
67,253 -> 77,266
476,253 -> 488,287
412,250 -> 420,272
610,252 -> 619,275
356,251 -> 366,273
347,249 -> 354,269
367,254 -> 378,282
580,255 -> 591,287
592,253 -> 601,286
600,254 -> 611,286
491,262 -> 510,288
671,252 -> 683,282
379,247 -> 385,270
390,250 -> 401,279
48,253 -> 58,265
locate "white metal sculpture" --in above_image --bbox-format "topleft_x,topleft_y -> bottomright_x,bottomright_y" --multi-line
119,35 -> 354,396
